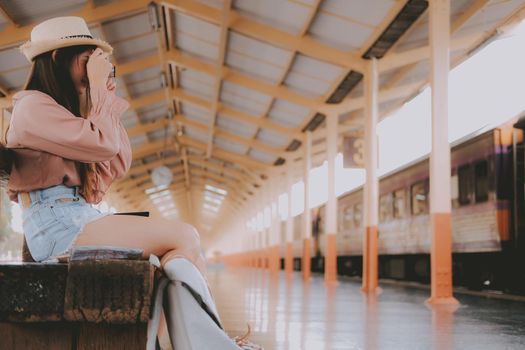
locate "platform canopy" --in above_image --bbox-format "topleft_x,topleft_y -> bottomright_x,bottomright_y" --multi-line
0,0 -> 524,238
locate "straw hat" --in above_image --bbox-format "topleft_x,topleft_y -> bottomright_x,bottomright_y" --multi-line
20,16 -> 113,61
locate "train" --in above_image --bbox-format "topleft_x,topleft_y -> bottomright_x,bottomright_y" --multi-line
280,114 -> 525,295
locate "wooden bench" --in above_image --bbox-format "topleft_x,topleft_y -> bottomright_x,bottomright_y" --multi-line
0,244 -> 155,349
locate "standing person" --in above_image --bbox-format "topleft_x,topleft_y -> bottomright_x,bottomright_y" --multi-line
1,16 -> 261,350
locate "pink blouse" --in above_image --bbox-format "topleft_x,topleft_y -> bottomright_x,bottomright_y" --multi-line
5,87 -> 132,204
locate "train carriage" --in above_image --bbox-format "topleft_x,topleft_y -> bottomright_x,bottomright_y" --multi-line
284,113 -> 525,293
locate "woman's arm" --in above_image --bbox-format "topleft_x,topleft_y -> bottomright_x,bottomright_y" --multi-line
96,120 -> 132,181
8,86 -> 129,162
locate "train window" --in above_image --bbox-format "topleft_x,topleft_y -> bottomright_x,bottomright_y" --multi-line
411,180 -> 428,215
341,205 -> 353,230
379,193 -> 393,222
458,164 -> 472,205
354,203 -> 362,228
393,189 -> 405,218
475,160 -> 489,202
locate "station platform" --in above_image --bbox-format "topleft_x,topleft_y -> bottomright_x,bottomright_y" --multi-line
207,266 -> 525,350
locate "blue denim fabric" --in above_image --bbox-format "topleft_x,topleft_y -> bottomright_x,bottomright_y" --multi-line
20,184 -> 108,262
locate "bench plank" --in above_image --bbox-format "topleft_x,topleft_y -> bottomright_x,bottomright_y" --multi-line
0,263 -> 68,322
64,260 -> 154,323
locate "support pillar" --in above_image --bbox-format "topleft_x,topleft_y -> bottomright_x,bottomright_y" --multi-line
270,179 -> 281,274
428,0 -> 458,305
302,131 -> 312,281
325,113 -> 338,283
362,58 -> 379,294
264,191 -> 271,270
285,162 -> 294,275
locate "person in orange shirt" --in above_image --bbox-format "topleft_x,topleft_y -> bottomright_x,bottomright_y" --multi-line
0,16 -> 260,349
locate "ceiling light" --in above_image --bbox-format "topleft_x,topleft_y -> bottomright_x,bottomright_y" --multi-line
151,165 -> 172,187
205,184 -> 227,196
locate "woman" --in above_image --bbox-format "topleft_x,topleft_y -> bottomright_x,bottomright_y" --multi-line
2,16 -> 259,350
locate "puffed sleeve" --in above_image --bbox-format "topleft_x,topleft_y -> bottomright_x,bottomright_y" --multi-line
96,120 -> 132,182
7,87 -> 129,162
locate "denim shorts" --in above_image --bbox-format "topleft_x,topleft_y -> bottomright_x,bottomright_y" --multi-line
20,184 -> 109,262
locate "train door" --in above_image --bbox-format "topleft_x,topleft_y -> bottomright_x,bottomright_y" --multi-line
512,120 -> 525,252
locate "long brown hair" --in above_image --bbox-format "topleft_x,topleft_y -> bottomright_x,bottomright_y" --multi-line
23,44 -> 100,202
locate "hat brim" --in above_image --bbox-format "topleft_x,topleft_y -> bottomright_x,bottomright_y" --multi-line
20,37 -> 113,61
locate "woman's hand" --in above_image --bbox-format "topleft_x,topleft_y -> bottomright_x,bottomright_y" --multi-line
87,48 -> 113,89
106,77 -> 116,92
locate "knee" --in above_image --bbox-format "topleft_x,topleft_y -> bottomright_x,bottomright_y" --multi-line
177,223 -> 201,256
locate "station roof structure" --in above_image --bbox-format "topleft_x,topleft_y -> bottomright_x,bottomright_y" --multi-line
0,0 -> 524,242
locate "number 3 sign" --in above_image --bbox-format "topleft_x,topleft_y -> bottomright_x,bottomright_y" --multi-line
343,136 -> 364,168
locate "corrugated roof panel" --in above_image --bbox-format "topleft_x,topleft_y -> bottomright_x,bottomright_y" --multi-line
124,66 -> 162,98
216,114 -> 258,138
321,0 -> 396,27
179,68 -> 215,101
291,54 -> 343,82
147,127 -> 170,142
220,81 -> 272,116
195,0 -> 224,9
129,80 -> 162,99
173,12 -> 220,62
450,0 -> 478,23
181,101 -> 212,125
284,54 -> 344,97
184,113 -> 210,127
0,47 -> 28,73
0,19 -> 7,33
379,67 -> 402,87
121,110 -> 139,129
233,0 -> 313,35
124,65 -> 161,82
248,148 -> 275,164
226,32 -> 292,84
93,0 -> 117,6
0,0 -> 85,26
102,12 -> 151,43
395,60 -> 428,87
111,33 -> 158,63
256,128 -> 289,148
137,101 -> 168,123
115,79 -> 130,99
130,133 -> 148,148
185,126 -> 209,143
0,67 -> 30,91
284,71 -> 331,97
308,0 -> 393,51
214,136 -> 249,155
456,0 -> 525,37
267,99 -> 310,128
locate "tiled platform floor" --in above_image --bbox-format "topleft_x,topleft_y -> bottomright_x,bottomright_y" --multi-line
207,266 -> 525,350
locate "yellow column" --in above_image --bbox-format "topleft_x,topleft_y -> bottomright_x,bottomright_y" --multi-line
428,0 -> 458,305
362,58 -> 379,294
325,113 -> 338,283
302,131 -> 312,281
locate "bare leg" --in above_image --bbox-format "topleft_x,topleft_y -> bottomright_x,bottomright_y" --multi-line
75,214 -> 207,277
